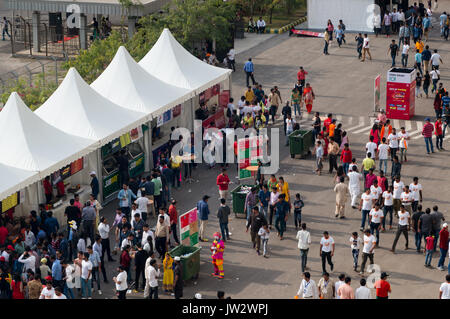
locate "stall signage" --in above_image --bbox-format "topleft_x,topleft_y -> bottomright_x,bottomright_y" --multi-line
179,208 -> 199,247
1,192 -> 19,213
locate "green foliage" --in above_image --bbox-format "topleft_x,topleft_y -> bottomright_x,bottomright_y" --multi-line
0,75 -> 57,111
63,31 -> 124,83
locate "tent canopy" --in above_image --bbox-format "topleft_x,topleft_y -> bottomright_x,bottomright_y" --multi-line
91,46 -> 194,118
139,28 -> 232,93
0,92 -> 96,177
0,163 -> 38,201
35,68 -> 148,146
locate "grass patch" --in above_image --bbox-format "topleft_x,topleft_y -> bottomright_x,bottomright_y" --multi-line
243,7 -> 306,29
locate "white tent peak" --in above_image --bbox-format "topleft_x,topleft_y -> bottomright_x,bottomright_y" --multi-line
0,92 -> 95,173
36,66 -> 147,143
139,28 -> 231,92
91,45 -> 193,117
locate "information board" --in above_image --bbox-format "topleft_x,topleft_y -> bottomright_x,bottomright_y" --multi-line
179,207 -> 199,247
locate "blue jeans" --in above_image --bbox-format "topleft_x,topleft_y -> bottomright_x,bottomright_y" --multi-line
300,249 -> 308,272
262,238 -> 269,256
63,283 -> 75,299
391,54 -> 396,67
275,216 -> 286,237
438,248 -> 448,268
425,249 -> 433,266
293,103 -> 301,117
415,232 -> 422,252
424,137 -> 434,153
379,159 -> 388,174
324,41 -> 328,54
401,53 -> 408,67
352,249 -> 359,268
246,203 -> 252,221
173,168 -> 181,187
219,222 -> 230,240
361,210 -> 370,228
433,230 -> 440,251
294,210 -> 302,228
81,278 -> 92,298
370,222 -> 381,245
286,128 -> 293,145
343,162 -> 349,175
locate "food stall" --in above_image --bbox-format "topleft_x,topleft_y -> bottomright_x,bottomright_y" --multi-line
195,84 -> 230,129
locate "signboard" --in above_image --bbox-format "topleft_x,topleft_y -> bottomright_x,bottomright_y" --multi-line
172,104 -> 182,118
212,84 -> 220,96
119,132 -> 131,148
202,108 -> 227,129
70,158 -> 84,175
238,135 -> 265,179
179,207 -> 199,247
386,68 -> 415,120
374,74 -> 381,111
157,109 -> 173,127
0,192 -> 19,213
129,153 -> 145,178
130,126 -> 143,143
60,164 -> 72,180
103,172 -> 120,199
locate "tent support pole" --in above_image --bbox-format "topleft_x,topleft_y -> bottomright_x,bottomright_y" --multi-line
96,149 -> 104,205
144,121 -> 152,172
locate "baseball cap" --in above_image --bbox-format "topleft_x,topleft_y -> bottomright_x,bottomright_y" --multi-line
174,256 -> 181,261
380,272 -> 389,279
90,171 -> 96,175
6,245 -> 14,251
443,223 -> 448,228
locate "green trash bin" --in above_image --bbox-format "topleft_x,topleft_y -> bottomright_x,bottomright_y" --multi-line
289,129 -> 314,158
168,245 -> 201,281
231,184 -> 256,218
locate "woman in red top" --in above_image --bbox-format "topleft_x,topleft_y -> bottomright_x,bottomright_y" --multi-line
168,200 -> 180,246
340,143 -> 352,175
11,275 -> 24,299
369,123 -> 380,145
319,126 -> 329,157
434,93 -> 442,119
435,117 -> 444,150
327,19 -> 334,41
302,83 -> 315,114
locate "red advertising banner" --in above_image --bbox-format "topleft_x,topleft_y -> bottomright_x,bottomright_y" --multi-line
219,90 -> 230,108
290,29 -> 325,37
386,68 -> 416,120
202,108 -> 226,129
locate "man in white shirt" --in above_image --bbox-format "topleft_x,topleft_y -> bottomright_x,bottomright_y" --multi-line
78,252 -> 93,299
393,176 -> 405,216
17,248 -> 36,274
227,48 -> 235,71
370,180 -> 382,205
295,272 -> 318,299
52,286 -> 67,299
382,186 -> 394,230
388,128 -> 399,160
398,126 -> 409,163
355,278 -> 372,299
113,265 -> 128,299
39,279 -> 55,299
409,177 -> 423,212
359,188 -> 374,231
296,223 -> 311,273
135,196 -> 150,222
348,166 -> 362,209
377,137 -> 390,174
391,205 -> 411,253
430,49 -> 443,70
141,224 -> 155,252
361,34 -> 372,62
401,42 -> 409,67
440,274 -> 450,299
320,231 -> 335,274
256,17 -> 266,34
368,204 -> 384,246
334,274 -> 345,299
400,185 -> 414,215
360,229 -> 376,275
98,217 -> 115,262
366,136 -> 377,159
131,203 -> 142,220
144,258 -> 161,299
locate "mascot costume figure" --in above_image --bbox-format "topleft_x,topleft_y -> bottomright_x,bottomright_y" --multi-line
210,232 -> 225,279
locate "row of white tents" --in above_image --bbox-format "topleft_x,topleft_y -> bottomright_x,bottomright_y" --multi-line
0,28 -> 232,202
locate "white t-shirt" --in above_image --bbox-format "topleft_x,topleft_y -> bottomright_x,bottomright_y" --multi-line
369,209 -> 384,224
348,171 -> 362,188
388,133 -> 399,148
398,132 -> 409,148
431,53 -> 441,66
349,236 -> 362,250
363,234 -> 377,253
402,44 -> 409,54
320,236 -> 334,252
409,183 -> 422,201
430,69 -> 440,80
52,293 -> 67,299
131,208 -> 142,219
361,193 -> 373,211
355,286 -> 372,299
286,118 -> 296,132
366,142 -> 377,158
440,282 -> 450,299
115,270 -> 128,291
65,264 -> 76,289
398,210 -> 410,226
258,227 -> 270,240
382,191 -> 393,206
40,287 -> 55,299
227,49 -> 235,60
237,100 -> 245,115
370,185 -> 382,200
135,197 -> 149,213
81,260 -> 93,280
335,281 -> 345,299
400,191 -> 414,206
363,37 -> 370,48
378,144 -> 389,160
393,181 -> 405,199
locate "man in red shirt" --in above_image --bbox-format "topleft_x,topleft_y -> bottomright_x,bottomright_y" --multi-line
324,113 -> 333,133
340,143 -> 352,174
375,272 -> 391,299
437,223 -> 449,270
297,66 -> 308,93
435,116 -> 444,151
168,200 -> 180,246
422,117 -> 434,154
216,168 -> 230,200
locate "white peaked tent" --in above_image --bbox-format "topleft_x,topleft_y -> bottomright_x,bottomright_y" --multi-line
139,28 -> 232,93
0,164 -> 38,201
35,68 -> 148,146
91,46 -> 194,118
0,92 -> 96,177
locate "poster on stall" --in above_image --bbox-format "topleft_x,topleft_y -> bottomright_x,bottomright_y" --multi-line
172,104 -> 182,117
119,132 -> 131,148
219,90 -> 230,108
130,126 -> 143,142
238,135 -> 265,179
179,208 -> 199,247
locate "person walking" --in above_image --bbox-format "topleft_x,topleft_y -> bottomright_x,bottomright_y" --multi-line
361,34 -> 372,62
217,198 -> 231,242
391,205 -> 411,253
340,143 -> 352,175
425,233 -> 435,267
349,232 -> 362,272
295,272 -> 318,299
274,194 -> 289,240
216,168 -> 230,200
398,127 -> 410,163
431,205 -> 445,252
431,49 -> 443,70
355,33 -> 364,59
246,206 -> 268,255
430,67 -> 440,94
334,176 -> 349,219
388,39 -> 399,67
302,83 -> 315,114
422,117 -> 435,154
437,223 -> 449,270
244,58 -> 256,87
359,188 -> 374,231
227,47 -> 235,72
348,166 -> 362,209
412,204 -> 425,252
173,257 -> 183,299
297,66 -> 308,94
319,231 -> 335,274
401,41 -> 410,67
323,28 -> 330,55
369,204 -> 383,246
296,223 -> 311,273
197,195 -> 210,242
360,229 -> 377,275
2,17 -> 11,41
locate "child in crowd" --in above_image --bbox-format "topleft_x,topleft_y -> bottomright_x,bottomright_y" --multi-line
258,224 -> 270,258
349,232 -> 362,272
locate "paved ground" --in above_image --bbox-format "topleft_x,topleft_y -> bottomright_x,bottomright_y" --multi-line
3,0 -> 450,299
